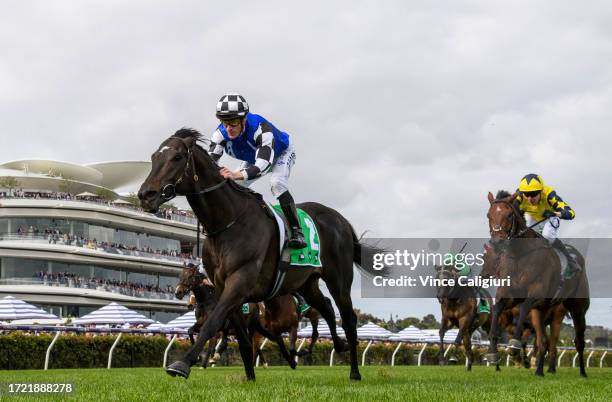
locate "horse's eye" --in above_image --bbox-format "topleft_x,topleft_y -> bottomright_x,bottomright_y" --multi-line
174,154 -> 183,161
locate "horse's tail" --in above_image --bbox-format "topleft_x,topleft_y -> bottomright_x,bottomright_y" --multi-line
351,226 -> 389,277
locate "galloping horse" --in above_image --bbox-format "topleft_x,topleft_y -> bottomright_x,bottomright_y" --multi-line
175,263 -> 297,368
139,128 -> 380,381
485,190 -> 589,377
435,264 -> 491,370
251,294 -> 321,367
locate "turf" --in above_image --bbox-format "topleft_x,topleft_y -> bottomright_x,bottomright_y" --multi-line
0,365 -> 610,401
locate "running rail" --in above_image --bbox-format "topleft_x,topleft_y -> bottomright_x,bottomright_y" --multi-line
361,340 -> 373,366
44,331 -> 62,370
391,342 -> 403,367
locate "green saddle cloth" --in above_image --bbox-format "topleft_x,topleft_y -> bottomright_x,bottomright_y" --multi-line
271,205 -> 322,267
478,301 -> 491,314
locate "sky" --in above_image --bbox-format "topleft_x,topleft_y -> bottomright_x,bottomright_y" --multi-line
1,1 -> 611,327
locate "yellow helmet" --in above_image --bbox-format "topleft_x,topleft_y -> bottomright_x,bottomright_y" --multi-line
518,173 -> 544,193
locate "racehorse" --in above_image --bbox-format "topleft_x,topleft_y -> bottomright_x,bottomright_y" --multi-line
435,264 -> 491,370
485,190 -> 589,377
139,128 -> 381,381
174,263 -> 296,368
251,295 -> 322,367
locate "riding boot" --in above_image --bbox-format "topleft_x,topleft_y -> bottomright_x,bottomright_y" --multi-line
552,238 -> 581,276
278,191 -> 307,249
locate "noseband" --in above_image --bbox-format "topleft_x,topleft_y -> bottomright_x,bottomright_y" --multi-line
489,200 -> 522,240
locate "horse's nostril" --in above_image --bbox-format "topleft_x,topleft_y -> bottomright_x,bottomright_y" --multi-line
139,190 -> 157,201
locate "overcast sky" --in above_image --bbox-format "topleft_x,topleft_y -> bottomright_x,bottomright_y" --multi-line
2,1 -> 611,326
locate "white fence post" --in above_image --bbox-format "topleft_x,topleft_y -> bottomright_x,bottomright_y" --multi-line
417,344 -> 427,366
443,344 -> 452,357
587,350 -> 595,368
295,338 -> 307,363
361,340 -> 373,367
163,334 -> 178,368
572,351 -> 579,368
600,351 -> 607,368
107,333 -> 123,369
391,342 -> 403,367
44,331 -> 62,370
558,350 -> 567,367
255,338 -> 268,367
329,348 -> 335,367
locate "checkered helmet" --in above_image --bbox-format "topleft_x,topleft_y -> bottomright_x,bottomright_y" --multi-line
216,93 -> 249,120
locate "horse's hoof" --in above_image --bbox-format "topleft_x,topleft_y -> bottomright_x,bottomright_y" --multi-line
448,355 -> 459,363
535,370 -> 544,377
580,371 -> 587,378
166,361 -> 191,379
507,338 -> 522,350
335,341 -> 349,353
350,371 -> 362,381
485,353 -> 499,364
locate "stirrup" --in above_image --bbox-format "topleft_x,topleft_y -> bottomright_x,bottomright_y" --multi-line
288,228 -> 307,249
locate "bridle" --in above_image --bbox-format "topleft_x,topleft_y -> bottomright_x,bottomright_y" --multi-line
489,199 -> 522,240
158,137 -> 247,237
160,137 -> 228,202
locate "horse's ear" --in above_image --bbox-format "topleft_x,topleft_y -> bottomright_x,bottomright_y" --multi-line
487,192 -> 495,204
202,278 -> 214,288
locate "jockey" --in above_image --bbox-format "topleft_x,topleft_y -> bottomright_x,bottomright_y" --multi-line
208,93 -> 307,249
516,173 -> 580,273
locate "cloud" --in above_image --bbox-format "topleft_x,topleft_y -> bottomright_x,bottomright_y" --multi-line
2,0 -> 612,323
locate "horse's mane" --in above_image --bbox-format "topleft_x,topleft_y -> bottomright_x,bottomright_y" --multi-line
495,190 -> 511,200
168,127 -> 210,153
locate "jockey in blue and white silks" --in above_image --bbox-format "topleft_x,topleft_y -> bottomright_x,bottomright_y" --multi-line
207,93 -> 307,249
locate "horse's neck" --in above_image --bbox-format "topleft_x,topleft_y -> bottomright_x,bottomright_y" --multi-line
186,152 -> 250,233
192,285 -> 214,308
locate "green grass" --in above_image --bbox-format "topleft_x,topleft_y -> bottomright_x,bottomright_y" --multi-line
1,365 -> 610,401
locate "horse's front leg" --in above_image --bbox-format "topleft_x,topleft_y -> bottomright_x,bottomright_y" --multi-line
486,298 -> 508,368
289,326 -> 298,364
509,299 -> 533,352
438,318 -> 449,365
166,274 -> 254,380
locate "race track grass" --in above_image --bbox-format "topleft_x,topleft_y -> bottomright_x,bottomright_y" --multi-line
1,365 -> 610,401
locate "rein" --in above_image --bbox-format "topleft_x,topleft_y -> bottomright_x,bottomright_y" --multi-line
160,136 -> 248,237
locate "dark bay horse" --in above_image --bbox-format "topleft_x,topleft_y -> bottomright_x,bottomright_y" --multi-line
251,295 -> 321,366
435,264 -> 491,370
485,190 -> 589,377
139,128 -> 380,381
175,263 -> 297,368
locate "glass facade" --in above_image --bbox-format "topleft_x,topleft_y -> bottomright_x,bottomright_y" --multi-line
0,217 -> 181,252
0,257 -> 178,288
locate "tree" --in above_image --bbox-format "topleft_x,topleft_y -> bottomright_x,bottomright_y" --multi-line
0,177 -> 21,196
125,192 -> 141,207
95,188 -> 116,201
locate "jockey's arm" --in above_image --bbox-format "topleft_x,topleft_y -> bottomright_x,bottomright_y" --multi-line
546,190 -> 575,220
208,129 -> 226,163
239,128 -> 276,180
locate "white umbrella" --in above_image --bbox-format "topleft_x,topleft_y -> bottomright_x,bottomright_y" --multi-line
389,325 -> 426,342
112,199 -> 132,205
357,322 -> 393,341
0,296 -> 59,321
164,311 -> 196,329
297,319 -> 346,339
72,302 -> 154,325
421,328 -> 460,343
75,191 -> 99,197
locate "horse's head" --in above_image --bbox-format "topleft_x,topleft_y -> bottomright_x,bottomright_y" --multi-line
434,263 -> 459,301
138,128 -> 218,213
487,190 -> 521,249
175,263 -> 208,300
